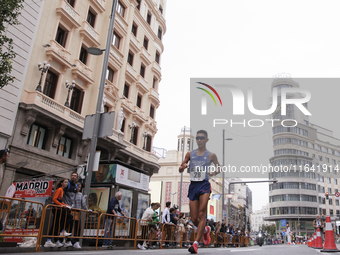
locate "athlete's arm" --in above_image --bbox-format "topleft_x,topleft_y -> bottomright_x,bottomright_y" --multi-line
209,152 -> 221,176
179,151 -> 190,173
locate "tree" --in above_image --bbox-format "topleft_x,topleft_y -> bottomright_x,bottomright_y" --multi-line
261,223 -> 276,236
0,0 -> 24,89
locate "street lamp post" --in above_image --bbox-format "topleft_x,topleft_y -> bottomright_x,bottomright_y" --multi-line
227,179 -> 277,227
179,126 -> 186,211
64,80 -> 75,107
222,129 -> 232,222
36,61 -> 50,92
83,0 -> 118,202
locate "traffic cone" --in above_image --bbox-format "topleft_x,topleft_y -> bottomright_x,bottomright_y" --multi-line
314,228 -> 323,249
308,238 -> 311,247
321,216 -> 339,252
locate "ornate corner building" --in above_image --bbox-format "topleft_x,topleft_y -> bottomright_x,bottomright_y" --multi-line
0,0 -> 167,201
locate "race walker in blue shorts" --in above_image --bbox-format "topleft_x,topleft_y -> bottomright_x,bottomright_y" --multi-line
179,130 -> 221,254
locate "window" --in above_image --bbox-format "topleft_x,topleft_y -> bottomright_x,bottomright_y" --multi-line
143,37 -> 149,50
147,12 -> 152,25
136,94 -> 142,108
27,124 -> 47,149
158,27 -> 162,40
55,25 -> 68,47
136,0 -> 141,10
146,135 -> 152,152
132,23 -> 138,36
117,1 -> 125,17
106,67 -> 114,83
70,86 -> 84,114
159,5 -> 163,14
57,136 -> 72,158
140,64 -> 145,78
330,209 -> 333,215
155,51 -> 160,64
127,52 -> 134,66
112,31 -> 121,49
153,77 -> 157,89
104,105 -> 109,113
132,126 -> 139,145
79,46 -> 88,65
312,154 -> 315,158
328,187 -> 332,194
329,199 -> 333,206
87,8 -> 96,28
319,155 -> 323,161
326,157 -> 329,163
327,177 -> 331,184
333,159 -> 336,165
43,70 -> 58,99
337,200 -> 340,206
150,105 -> 155,118
120,118 -> 126,133
66,0 -> 75,7
123,83 -> 130,98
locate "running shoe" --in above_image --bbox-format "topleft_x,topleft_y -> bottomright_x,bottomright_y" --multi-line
203,226 -> 211,245
188,242 -> 198,254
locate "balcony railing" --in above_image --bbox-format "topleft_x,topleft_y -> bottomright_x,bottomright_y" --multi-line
57,0 -> 81,28
22,90 -> 85,127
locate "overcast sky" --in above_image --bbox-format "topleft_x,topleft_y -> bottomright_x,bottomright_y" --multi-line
153,0 -> 340,211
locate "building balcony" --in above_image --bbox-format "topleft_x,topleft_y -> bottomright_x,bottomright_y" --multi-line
151,61 -> 161,80
136,75 -> 149,94
140,47 -> 151,65
45,40 -> 72,68
133,105 -> 146,122
89,0 -> 105,13
71,59 -> 94,87
115,10 -> 128,33
148,88 -> 160,107
130,34 -> 140,53
126,64 -> 138,83
146,116 -> 157,133
79,21 -> 100,47
56,0 -> 81,28
22,90 -> 85,128
121,98 -> 135,115
109,44 -> 123,68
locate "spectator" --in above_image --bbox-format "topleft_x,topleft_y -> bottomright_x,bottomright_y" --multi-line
44,179 -> 72,248
102,191 -> 126,248
209,219 -> 215,232
169,208 -> 178,246
162,202 -> 171,247
68,182 -> 88,249
313,214 -> 324,235
0,149 -> 9,188
138,202 -> 160,249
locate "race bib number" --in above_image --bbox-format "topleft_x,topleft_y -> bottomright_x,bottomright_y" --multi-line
190,166 -> 206,181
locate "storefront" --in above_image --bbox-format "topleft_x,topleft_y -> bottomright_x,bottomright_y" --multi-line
89,161 -> 151,220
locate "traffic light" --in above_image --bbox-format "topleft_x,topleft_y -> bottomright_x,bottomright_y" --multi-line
326,192 -> 329,199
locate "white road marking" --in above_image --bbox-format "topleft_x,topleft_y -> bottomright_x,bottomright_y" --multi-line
230,249 -> 257,252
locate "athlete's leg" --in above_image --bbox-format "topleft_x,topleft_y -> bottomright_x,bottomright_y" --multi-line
189,200 -> 199,227
195,193 -> 210,242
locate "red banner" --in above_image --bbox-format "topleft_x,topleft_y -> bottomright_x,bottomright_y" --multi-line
4,229 -> 39,242
14,180 -> 53,198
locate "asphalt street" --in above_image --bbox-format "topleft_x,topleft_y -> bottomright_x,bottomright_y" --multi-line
5,244 -> 340,255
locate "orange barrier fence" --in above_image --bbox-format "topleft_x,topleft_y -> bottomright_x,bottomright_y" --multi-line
95,213 -> 137,249
0,196 -> 44,250
0,196 -> 253,251
37,204 -> 99,251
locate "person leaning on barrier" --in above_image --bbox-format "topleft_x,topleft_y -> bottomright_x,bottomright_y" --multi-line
66,182 -> 88,249
44,179 -> 73,248
138,202 -> 160,250
162,201 -> 171,246
102,191 -> 126,248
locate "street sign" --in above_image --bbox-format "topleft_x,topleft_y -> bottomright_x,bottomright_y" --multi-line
83,111 -> 115,140
282,232 -> 285,236
281,219 -> 287,227
335,192 -> 340,198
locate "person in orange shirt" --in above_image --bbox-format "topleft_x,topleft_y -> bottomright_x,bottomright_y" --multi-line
44,179 -> 73,248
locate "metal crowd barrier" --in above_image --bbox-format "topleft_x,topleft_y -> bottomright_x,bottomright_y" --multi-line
0,196 -> 44,251
0,197 -> 253,251
95,213 -> 137,250
37,204 -> 99,251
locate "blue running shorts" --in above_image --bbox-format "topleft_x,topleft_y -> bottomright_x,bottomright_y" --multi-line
188,180 -> 211,201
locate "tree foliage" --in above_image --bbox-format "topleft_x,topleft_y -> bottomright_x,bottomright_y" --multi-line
0,0 -> 24,89
261,224 -> 276,236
